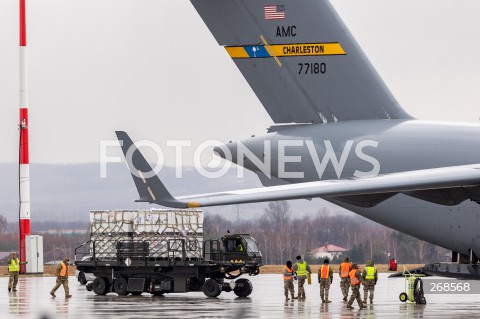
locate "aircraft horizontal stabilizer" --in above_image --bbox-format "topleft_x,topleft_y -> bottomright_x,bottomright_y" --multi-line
116,132 -> 480,208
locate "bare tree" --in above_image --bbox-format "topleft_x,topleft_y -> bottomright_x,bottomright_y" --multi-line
0,214 -> 6,234
265,201 -> 291,230
417,240 -> 426,262
200,206 -> 449,264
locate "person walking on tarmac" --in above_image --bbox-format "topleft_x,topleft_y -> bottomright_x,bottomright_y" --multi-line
318,259 -> 333,303
293,255 -> 311,300
283,260 -> 297,301
362,259 -> 378,304
347,264 -> 366,310
7,252 -> 27,292
339,257 -> 352,301
50,257 -> 72,298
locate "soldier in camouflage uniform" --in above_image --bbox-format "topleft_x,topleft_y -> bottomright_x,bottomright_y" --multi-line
318,259 -> 333,303
7,252 -> 26,292
50,257 -> 72,298
347,264 -> 366,310
293,255 -> 311,300
283,260 -> 297,300
362,259 -> 378,304
339,256 -> 352,301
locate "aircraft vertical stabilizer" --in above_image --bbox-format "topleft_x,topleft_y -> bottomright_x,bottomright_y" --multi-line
191,0 -> 412,123
115,131 -> 185,208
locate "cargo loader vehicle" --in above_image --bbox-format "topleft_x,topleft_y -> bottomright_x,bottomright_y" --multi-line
75,209 -> 262,297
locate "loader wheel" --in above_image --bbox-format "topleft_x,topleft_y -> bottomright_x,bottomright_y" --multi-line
130,291 -> 143,296
78,272 -> 87,285
234,278 -> 253,297
93,277 -> 108,295
203,279 -> 221,298
113,277 -> 129,295
152,291 -> 164,296
399,292 -> 408,302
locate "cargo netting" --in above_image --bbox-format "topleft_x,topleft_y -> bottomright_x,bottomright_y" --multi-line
89,209 -> 203,260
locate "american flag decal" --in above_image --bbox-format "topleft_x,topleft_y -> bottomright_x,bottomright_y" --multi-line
264,5 -> 285,20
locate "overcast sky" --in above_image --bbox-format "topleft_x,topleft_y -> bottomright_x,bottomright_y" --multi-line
1,0 -> 480,165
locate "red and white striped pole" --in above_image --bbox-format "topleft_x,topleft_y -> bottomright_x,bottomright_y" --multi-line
19,0 -> 31,274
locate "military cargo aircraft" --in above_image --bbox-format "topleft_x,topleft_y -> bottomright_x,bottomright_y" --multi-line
116,0 -> 480,277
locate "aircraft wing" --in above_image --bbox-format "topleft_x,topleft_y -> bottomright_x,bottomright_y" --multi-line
116,131 -> 480,208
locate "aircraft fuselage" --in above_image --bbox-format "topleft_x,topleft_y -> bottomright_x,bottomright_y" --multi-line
218,119 -> 480,257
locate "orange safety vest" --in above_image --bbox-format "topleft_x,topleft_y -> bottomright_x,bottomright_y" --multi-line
340,262 -> 351,278
283,266 -> 294,281
349,269 -> 360,285
59,262 -> 68,277
320,265 -> 330,279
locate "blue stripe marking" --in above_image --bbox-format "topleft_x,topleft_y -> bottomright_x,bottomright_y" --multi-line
243,46 -> 271,58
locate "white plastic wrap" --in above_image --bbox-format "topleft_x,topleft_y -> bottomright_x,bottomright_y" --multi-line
89,209 -> 203,259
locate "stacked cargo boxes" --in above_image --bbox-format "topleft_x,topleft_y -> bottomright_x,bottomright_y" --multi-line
89,209 -> 203,260
90,210 -> 135,259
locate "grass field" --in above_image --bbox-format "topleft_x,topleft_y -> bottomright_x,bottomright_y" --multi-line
0,265 -> 76,277
0,264 -> 424,277
259,264 -> 424,274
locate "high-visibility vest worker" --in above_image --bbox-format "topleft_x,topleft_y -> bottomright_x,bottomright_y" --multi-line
320,265 -> 330,279
59,262 -> 68,277
340,262 -> 351,278
365,266 -> 376,280
283,266 -> 294,281
349,269 -> 360,285
296,261 -> 307,277
8,258 -> 20,272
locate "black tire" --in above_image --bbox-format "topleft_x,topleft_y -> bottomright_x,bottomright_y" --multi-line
93,277 -> 109,295
113,277 -> 129,296
130,291 -> 143,296
234,278 -> 253,297
399,292 -> 408,302
78,272 -> 87,285
152,292 -> 164,296
202,279 -> 221,298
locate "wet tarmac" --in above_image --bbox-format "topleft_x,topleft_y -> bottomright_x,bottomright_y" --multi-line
1,273 -> 479,318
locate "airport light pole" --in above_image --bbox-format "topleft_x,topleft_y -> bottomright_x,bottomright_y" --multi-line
19,0 -> 31,274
